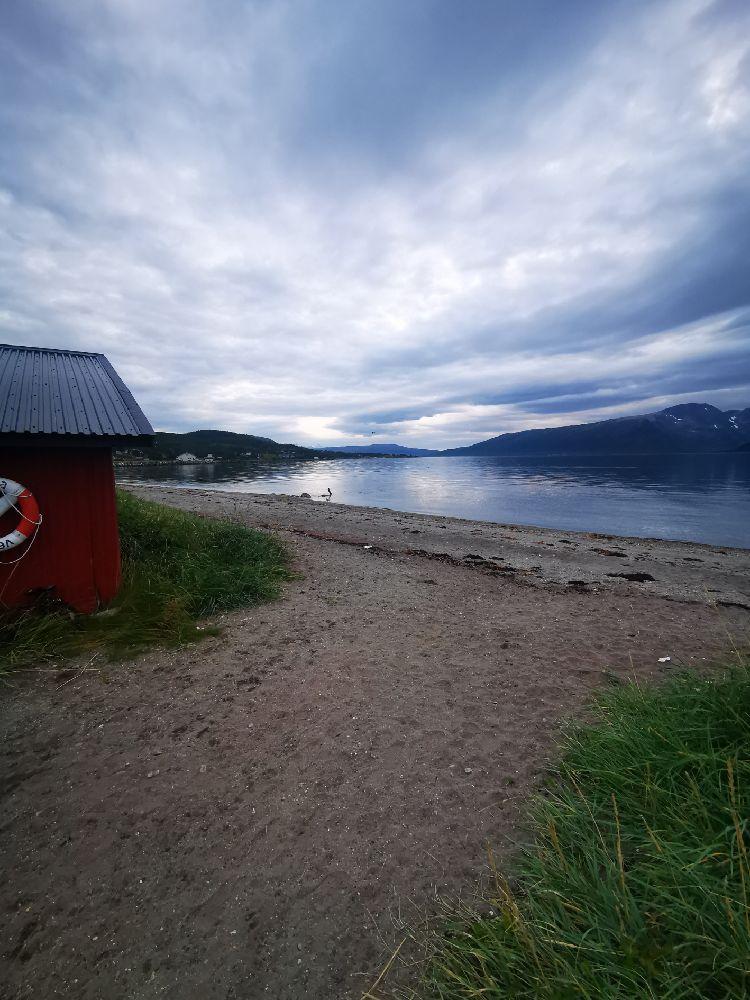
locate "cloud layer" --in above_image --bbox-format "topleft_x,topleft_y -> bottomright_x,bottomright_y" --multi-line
1,0 -> 749,447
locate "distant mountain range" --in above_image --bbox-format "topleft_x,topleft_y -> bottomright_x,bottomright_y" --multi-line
443,404 -> 750,456
119,403 -> 750,463
321,443 -> 436,456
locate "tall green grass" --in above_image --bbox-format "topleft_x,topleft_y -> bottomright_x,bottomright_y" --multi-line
0,490 -> 290,671
417,661 -> 750,999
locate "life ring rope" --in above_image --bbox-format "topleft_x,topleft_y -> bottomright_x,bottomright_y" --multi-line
7,497 -> 43,526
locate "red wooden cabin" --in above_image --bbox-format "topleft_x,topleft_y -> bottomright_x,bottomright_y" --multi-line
0,345 -> 154,613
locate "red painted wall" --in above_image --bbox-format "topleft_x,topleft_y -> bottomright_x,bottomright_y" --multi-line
0,447 -> 121,613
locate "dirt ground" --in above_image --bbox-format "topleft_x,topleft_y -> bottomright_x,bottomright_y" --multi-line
2,488 -> 748,1000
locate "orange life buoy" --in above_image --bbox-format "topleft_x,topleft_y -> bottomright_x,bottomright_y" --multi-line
0,478 -> 42,552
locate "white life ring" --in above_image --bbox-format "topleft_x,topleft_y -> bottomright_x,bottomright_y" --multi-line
0,478 -> 42,552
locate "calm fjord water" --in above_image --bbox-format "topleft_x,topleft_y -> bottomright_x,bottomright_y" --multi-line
117,454 -> 750,548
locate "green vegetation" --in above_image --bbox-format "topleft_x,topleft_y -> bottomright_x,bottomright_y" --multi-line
147,428 -> 317,461
0,491 -> 290,673
414,661 -> 750,999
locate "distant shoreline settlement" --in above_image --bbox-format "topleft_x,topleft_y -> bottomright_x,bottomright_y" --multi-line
112,449 -> 408,467
114,451 -> 313,467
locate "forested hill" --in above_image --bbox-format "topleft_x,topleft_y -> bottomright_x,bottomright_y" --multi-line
140,430 -> 338,461
444,404 -> 750,457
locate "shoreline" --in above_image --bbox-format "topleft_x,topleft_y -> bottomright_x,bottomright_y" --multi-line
125,482 -> 750,550
115,462 -> 750,550
125,484 -> 750,608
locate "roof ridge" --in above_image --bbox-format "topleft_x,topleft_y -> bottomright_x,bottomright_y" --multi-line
0,343 -> 105,358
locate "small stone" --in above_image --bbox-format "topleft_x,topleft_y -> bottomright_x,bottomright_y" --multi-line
199,765 -> 207,774
464,767 -> 472,774
146,770 -> 160,778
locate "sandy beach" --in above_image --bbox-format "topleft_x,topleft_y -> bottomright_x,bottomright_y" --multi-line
2,487 -> 748,1000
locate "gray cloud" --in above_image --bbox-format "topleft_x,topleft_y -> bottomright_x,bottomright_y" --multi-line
0,0 -> 749,448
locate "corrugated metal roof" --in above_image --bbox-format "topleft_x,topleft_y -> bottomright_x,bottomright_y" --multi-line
0,344 -> 154,440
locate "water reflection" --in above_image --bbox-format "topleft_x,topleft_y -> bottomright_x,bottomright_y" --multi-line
117,454 -> 750,548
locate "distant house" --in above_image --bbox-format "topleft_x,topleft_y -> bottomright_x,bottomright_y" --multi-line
0,344 -> 154,612
175,452 -> 200,463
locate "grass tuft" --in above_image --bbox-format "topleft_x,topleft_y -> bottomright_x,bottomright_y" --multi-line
415,660 -> 750,999
0,490 -> 290,672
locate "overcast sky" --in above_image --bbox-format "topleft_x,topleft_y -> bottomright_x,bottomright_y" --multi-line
1,0 -> 749,447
